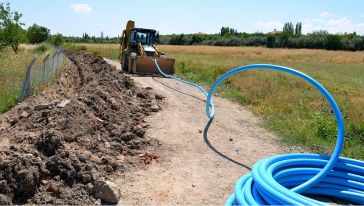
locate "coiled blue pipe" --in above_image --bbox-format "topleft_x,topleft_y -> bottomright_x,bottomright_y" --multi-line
154,60 -> 364,205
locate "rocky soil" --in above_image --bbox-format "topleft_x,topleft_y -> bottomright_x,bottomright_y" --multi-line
0,51 -> 163,205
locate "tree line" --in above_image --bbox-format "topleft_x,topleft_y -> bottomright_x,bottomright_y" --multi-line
159,23 -> 364,51
63,33 -> 120,44
2,1 -> 364,52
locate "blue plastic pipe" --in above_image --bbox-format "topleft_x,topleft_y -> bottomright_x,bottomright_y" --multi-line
154,59 -> 214,115
154,60 -> 364,205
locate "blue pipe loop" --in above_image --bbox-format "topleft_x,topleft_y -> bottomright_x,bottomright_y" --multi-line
154,60 -> 364,205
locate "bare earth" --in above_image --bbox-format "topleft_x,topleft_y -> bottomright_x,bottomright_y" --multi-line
104,58 -> 290,205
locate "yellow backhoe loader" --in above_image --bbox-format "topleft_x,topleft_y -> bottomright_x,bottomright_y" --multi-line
120,20 -> 175,74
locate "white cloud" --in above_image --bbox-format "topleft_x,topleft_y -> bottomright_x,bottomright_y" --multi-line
320,12 -> 331,17
256,21 -> 283,31
302,17 -> 364,34
70,3 -> 92,14
327,17 -> 350,27
255,16 -> 364,34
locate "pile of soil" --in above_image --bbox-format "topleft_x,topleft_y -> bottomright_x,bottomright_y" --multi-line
0,51 -> 162,204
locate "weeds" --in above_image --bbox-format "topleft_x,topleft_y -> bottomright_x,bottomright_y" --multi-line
0,45 -> 54,113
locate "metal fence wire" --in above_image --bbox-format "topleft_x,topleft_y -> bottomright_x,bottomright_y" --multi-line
18,49 -> 64,103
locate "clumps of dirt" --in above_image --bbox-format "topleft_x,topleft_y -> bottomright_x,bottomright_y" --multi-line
0,146 -> 43,204
0,51 -> 163,204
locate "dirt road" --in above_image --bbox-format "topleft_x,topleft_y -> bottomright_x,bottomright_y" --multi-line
105,59 -> 289,205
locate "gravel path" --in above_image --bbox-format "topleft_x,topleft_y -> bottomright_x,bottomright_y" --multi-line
105,58 -> 288,205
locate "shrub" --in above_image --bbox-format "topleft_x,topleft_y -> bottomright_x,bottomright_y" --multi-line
27,24 -> 50,44
266,36 -> 275,48
34,43 -> 51,53
51,33 -> 63,46
326,34 -> 342,50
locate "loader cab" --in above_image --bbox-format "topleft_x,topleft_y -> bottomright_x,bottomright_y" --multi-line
129,28 -> 156,47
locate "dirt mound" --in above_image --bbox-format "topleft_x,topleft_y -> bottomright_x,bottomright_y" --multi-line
0,51 -> 162,204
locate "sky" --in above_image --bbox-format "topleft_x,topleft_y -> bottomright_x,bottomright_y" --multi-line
4,0 -> 364,37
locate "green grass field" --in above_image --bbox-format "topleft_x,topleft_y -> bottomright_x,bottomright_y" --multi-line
78,44 -> 364,159
0,45 -> 54,113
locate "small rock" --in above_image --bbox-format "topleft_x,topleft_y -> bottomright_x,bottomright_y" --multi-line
57,99 -> 70,108
19,111 -> 29,119
64,135 -> 77,142
108,98 -> 119,110
40,180 -> 49,186
45,195 -> 53,203
91,168 -> 99,181
136,92 -> 147,99
120,132 -> 135,141
198,130 -> 202,133
90,113 -> 104,124
110,142 -> 123,151
229,138 -> 233,141
111,128 -> 122,137
150,105 -> 159,112
0,121 -> 10,131
9,118 -> 18,126
90,155 -> 102,164
82,174 -> 92,183
155,94 -> 165,100
94,199 -> 101,205
94,180 -> 121,204
86,183 -> 94,194
104,165 -> 114,173
46,182 -> 59,194
34,101 -> 59,111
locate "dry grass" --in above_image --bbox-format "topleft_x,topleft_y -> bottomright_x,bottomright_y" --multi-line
0,46 -> 53,113
159,45 -> 364,64
162,45 -> 364,159
76,43 -> 364,159
68,43 -> 120,59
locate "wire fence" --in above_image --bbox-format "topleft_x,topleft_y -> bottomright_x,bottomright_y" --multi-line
18,49 -> 64,103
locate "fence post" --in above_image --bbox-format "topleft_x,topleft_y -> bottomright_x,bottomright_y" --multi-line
56,50 -> 61,71
52,51 -> 58,75
18,57 -> 37,103
42,54 -> 50,83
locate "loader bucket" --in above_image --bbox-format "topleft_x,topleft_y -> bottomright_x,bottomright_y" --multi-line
131,56 -> 175,74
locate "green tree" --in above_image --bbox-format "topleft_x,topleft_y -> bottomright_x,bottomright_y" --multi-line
295,22 -> 302,37
283,22 -> 294,36
220,27 -> 229,36
266,35 -> 275,48
0,2 -> 25,53
190,34 -> 203,45
51,33 -> 63,46
326,34 -> 342,50
27,23 -> 50,44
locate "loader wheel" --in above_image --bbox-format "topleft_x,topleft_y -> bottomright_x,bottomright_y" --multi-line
128,52 -> 137,73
